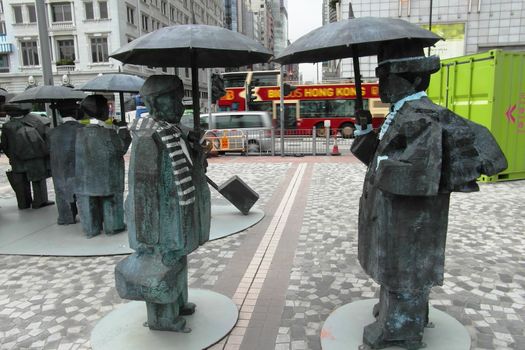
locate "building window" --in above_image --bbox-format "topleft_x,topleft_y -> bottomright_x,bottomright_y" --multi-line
0,55 -> 9,73
161,1 -> 167,15
0,21 -> 6,35
127,6 -> 135,24
21,40 -> 39,66
85,2 -> 94,20
141,14 -> 149,32
27,5 -> 37,23
90,37 -> 108,63
169,5 -> 175,21
0,60 -> 8,73
51,3 -> 72,22
57,39 -> 75,62
13,5 -> 23,24
99,1 -> 108,19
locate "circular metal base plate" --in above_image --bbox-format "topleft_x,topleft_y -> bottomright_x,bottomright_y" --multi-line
0,198 -> 263,256
321,299 -> 471,350
91,289 -> 238,350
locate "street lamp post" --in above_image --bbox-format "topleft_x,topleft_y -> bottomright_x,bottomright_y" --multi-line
35,0 -> 53,86
428,0 -> 433,56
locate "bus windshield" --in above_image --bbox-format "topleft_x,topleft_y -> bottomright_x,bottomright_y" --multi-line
224,74 -> 248,88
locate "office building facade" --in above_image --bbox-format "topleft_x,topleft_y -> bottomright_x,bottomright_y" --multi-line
0,0 -> 223,111
338,0 -> 525,80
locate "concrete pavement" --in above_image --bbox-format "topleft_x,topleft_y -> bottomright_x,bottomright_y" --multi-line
0,153 -> 524,349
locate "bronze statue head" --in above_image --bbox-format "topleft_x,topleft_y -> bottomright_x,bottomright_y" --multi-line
56,100 -> 81,120
140,75 -> 184,124
376,40 -> 440,103
3,94 -> 32,117
80,95 -> 109,121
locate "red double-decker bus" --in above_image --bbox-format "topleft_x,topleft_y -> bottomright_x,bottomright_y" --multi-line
218,71 -> 388,136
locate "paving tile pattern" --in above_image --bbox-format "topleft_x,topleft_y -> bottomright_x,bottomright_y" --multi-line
277,163 -> 525,350
0,161 -> 290,350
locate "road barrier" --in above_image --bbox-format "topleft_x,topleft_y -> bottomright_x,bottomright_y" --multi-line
204,128 -> 357,156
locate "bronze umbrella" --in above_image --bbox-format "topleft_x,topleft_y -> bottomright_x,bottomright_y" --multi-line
273,17 -> 443,110
8,85 -> 87,126
110,24 -> 272,135
77,73 -> 145,122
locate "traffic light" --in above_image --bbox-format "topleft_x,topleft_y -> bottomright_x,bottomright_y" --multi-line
248,84 -> 258,103
211,73 -> 226,103
283,83 -> 297,96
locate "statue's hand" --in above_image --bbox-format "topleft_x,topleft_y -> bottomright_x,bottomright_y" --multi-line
113,120 -> 128,128
355,109 -> 372,128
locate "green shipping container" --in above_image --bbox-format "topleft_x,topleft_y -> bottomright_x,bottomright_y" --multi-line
427,49 -> 525,182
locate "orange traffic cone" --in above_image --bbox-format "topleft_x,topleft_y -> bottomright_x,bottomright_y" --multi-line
331,134 -> 341,156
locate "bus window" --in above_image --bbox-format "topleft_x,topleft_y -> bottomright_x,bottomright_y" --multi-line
249,101 -> 272,113
299,99 -> 369,119
284,105 -> 297,128
251,76 -> 278,87
223,75 -> 247,88
300,100 -> 327,118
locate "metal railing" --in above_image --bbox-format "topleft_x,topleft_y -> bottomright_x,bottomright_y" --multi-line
206,127 -> 354,156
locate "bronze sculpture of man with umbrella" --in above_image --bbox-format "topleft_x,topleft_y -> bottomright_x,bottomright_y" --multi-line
110,24 -> 271,333
275,17 -> 507,349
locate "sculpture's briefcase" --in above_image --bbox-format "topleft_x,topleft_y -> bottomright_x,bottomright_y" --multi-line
207,175 -> 259,215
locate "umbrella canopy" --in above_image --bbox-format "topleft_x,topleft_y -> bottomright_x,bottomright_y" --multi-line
9,85 -> 86,103
111,24 -> 272,68
273,17 -> 442,64
77,73 -> 145,93
9,85 -> 87,126
273,17 -> 442,112
78,73 -> 146,122
110,24 -> 273,135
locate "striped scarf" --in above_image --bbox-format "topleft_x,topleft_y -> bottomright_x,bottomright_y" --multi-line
131,117 -> 196,206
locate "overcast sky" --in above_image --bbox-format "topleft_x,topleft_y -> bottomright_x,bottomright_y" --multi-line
287,0 -> 323,82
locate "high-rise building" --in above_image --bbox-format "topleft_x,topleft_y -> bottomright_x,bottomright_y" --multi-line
321,0 -> 342,81
272,0 -> 288,56
252,0 -> 274,53
339,0 -> 525,80
0,0 -> 223,111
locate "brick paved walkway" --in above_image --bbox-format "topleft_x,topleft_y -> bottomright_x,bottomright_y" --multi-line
0,154 -> 524,349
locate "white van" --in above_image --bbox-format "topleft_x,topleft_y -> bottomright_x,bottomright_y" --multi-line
195,111 -> 273,153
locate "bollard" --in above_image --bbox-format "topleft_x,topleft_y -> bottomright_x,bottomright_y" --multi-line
325,127 -> 330,155
271,128 -> 275,156
312,127 -> 317,156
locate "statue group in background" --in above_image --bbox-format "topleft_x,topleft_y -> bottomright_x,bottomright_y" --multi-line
74,95 -> 131,237
49,100 -> 83,225
352,41 -> 508,349
115,75 -> 211,332
0,99 -> 54,209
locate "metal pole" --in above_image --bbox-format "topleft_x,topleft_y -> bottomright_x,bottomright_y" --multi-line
191,58 -> 201,144
279,65 -> 285,157
119,92 -> 126,122
207,68 -> 213,133
428,0 -> 433,56
207,69 -> 212,115
36,0 -> 53,86
36,0 -> 55,126
244,81 -> 249,111
352,47 -> 363,111
312,127 -> 317,156
325,126 -> 330,155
